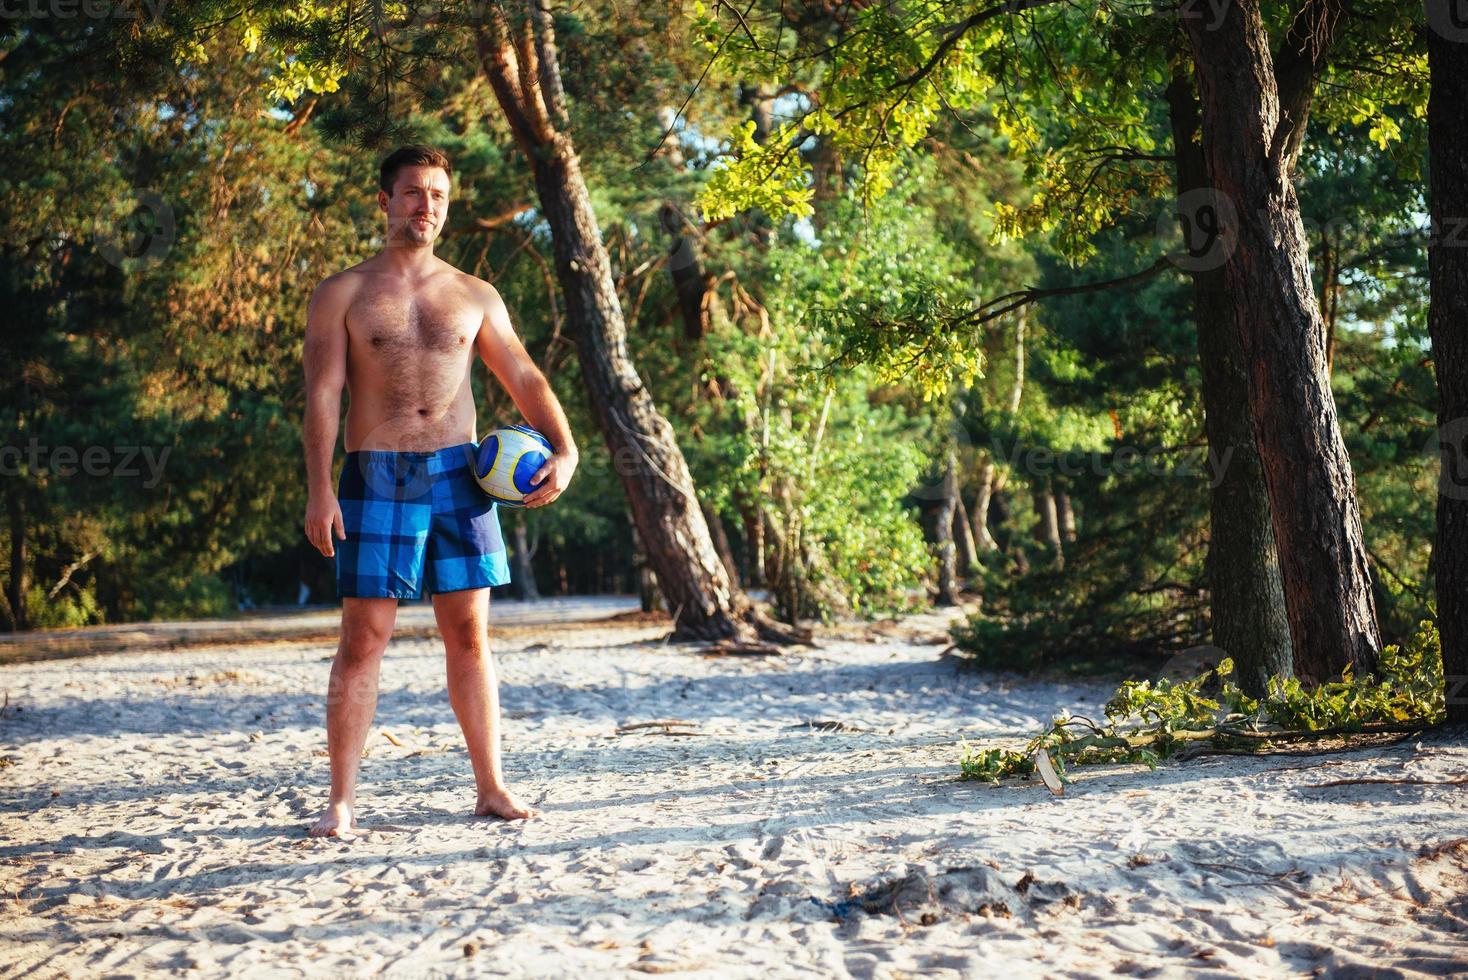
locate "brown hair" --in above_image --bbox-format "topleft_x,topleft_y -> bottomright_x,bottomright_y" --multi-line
378,145 -> 453,196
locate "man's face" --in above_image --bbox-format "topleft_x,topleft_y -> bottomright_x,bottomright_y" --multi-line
379,165 -> 451,247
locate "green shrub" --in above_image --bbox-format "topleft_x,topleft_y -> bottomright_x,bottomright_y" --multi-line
960,619 -> 1445,784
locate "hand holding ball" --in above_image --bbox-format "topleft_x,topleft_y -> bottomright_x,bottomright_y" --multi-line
475,425 -> 555,507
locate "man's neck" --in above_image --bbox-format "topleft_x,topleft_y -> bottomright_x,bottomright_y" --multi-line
378,242 -> 439,279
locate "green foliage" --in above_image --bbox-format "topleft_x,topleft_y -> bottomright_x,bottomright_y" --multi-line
692,290 -> 934,622
790,157 -> 990,401
0,0 -> 1445,648
959,620 -> 1446,784
698,121 -> 815,222
25,584 -> 105,630
693,0 -> 999,218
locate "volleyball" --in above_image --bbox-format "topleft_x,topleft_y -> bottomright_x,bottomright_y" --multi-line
474,424 -> 555,506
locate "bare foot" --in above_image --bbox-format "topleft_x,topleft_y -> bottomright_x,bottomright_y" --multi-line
475,787 -> 539,820
309,800 -> 356,837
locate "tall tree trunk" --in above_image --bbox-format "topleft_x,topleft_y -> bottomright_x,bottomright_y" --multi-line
7,491 -> 27,632
1318,230 -> 1339,375
971,310 -> 1026,561
971,458 -> 1000,556
1054,491 -> 1077,544
659,202 -> 712,341
703,500 -> 741,588
738,497 -> 765,588
1182,0 -> 1380,682
1426,2 -> 1468,723
509,513 -> 541,600
474,4 -> 794,641
629,515 -> 661,612
953,491 -> 978,576
1033,483 -> 1063,569
934,447 -> 960,605
1167,73 -> 1293,697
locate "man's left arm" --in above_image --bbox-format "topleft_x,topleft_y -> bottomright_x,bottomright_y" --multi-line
474,282 -> 578,508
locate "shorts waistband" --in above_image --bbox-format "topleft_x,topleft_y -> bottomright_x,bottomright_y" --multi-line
343,442 -> 477,475
344,441 -> 477,459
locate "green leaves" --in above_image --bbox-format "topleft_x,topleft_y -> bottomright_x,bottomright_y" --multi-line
959,620 -> 1447,785
697,122 -> 814,222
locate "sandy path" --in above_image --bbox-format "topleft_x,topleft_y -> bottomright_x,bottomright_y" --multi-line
2,601 -> 1466,978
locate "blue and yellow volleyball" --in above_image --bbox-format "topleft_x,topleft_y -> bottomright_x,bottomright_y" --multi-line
474,425 -> 554,506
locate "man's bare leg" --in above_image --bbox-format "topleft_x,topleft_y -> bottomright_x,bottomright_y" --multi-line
310,597 -> 398,836
432,588 -> 539,820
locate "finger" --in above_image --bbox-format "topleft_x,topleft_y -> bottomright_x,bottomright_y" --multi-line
333,511 -> 346,541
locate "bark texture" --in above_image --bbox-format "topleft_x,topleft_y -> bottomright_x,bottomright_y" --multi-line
1167,73 -> 1293,697
1426,4 -> 1468,723
1183,0 -> 1380,682
934,447 -> 960,605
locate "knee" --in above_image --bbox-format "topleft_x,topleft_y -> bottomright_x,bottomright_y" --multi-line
338,622 -> 391,668
441,621 -> 490,660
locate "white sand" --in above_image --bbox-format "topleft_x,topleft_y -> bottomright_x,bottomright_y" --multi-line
2,600 -> 1466,978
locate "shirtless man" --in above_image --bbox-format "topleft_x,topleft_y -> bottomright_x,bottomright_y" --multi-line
301,145 -> 578,836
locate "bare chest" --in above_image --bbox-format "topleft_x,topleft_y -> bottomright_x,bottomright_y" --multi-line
347,285 -> 481,357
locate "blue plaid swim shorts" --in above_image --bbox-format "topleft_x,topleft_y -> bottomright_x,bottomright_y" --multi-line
334,442 -> 510,599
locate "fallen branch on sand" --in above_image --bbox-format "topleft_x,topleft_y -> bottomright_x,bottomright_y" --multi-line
615,719 -> 706,736
698,640 -> 783,657
786,719 -> 874,733
960,621 -> 1448,787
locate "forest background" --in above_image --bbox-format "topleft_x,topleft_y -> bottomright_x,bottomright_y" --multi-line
0,1 -> 1458,698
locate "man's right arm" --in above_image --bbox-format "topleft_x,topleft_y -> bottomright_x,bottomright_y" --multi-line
302,275 -> 352,558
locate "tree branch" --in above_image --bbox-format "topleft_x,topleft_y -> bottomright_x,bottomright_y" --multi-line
955,256 -> 1175,329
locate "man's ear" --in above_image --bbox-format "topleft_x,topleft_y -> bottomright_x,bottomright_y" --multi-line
377,189 -> 389,212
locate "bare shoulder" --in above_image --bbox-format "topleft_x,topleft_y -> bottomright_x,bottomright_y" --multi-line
455,269 -> 513,324
311,263 -> 371,308
454,268 -> 502,303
